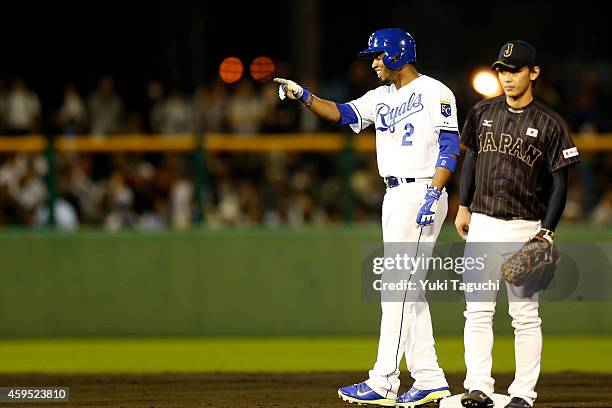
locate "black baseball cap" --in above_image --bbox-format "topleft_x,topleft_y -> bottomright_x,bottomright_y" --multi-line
491,40 -> 538,70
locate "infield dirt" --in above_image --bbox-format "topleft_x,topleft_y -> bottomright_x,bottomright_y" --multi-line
0,372 -> 610,407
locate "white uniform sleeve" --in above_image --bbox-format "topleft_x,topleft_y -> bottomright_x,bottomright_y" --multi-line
430,82 -> 459,132
346,87 -> 381,133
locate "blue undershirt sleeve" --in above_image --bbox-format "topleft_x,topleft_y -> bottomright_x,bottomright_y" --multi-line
335,103 -> 358,126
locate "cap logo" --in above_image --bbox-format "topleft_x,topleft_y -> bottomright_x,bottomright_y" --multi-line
503,43 -> 514,57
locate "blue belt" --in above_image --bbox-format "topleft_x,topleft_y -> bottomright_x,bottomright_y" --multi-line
384,176 -> 416,188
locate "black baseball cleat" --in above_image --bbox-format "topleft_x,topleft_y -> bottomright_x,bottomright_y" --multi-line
461,390 -> 494,408
505,397 -> 532,408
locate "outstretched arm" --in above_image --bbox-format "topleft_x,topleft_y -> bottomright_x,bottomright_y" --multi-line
274,78 -> 340,123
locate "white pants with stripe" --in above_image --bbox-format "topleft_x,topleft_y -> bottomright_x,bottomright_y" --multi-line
463,213 -> 542,406
366,180 -> 449,399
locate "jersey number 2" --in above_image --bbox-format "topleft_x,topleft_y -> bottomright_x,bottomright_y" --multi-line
401,123 -> 414,146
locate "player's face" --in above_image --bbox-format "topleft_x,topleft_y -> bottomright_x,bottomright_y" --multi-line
497,66 -> 538,98
372,54 -> 392,84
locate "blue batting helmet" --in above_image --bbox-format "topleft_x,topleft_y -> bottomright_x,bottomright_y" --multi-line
358,28 -> 416,70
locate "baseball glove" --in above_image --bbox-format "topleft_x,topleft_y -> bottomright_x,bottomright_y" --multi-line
501,229 -> 559,293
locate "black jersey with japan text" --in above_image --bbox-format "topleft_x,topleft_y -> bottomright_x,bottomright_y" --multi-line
461,96 -> 580,220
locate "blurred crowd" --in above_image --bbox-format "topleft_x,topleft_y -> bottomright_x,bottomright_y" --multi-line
0,61 -> 610,229
0,151 -> 389,230
0,73 -> 307,137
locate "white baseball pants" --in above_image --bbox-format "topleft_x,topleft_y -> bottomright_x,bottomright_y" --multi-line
366,180 -> 449,399
463,213 -> 542,406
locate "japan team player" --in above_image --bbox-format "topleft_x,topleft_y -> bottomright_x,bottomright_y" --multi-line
275,28 -> 461,406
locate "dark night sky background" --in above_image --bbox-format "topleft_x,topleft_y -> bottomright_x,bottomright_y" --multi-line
1,1 -> 610,116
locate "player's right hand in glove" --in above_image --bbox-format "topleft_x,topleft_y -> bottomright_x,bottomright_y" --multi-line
501,228 -> 559,295
274,78 -> 304,100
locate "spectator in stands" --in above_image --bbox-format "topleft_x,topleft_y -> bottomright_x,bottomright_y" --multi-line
351,156 -> 384,223
170,178 -> 193,229
0,154 -> 25,223
226,81 -> 264,134
88,75 -> 123,136
0,154 -> 24,193
34,198 -> 79,230
193,81 -> 227,133
150,87 -> 194,134
590,190 -> 612,226
237,179 -> 263,225
143,80 -> 164,134
58,84 -> 88,136
567,72 -> 605,217
286,166 -> 326,226
287,191 -> 326,226
138,195 -> 168,230
215,181 -> 241,226
103,169 -> 136,230
562,179 -> 584,223
11,157 -> 46,224
149,154 -> 194,228
4,78 -> 41,135
65,154 -> 105,224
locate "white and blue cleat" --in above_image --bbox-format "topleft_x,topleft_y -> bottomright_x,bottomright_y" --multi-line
338,382 -> 395,406
395,386 -> 451,407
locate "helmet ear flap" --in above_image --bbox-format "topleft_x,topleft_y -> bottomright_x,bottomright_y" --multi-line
387,52 -> 403,64
383,51 -> 405,70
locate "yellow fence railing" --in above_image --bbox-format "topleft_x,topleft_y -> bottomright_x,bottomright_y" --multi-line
0,133 -> 611,153
1,133 -> 609,226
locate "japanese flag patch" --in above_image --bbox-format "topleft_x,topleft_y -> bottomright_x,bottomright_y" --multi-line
562,147 -> 579,158
526,127 -> 538,137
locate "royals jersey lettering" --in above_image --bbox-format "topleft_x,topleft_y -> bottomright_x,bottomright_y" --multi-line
461,95 -> 581,220
347,75 -> 459,178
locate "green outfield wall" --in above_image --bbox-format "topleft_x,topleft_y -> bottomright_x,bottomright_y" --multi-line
1,225 -> 610,337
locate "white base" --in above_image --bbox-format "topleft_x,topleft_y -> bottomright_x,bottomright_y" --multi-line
440,393 -> 510,408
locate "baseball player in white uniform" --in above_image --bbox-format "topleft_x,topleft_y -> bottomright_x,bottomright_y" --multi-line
275,28 -> 460,407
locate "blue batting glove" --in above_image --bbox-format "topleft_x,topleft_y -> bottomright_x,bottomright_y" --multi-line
416,186 -> 442,226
